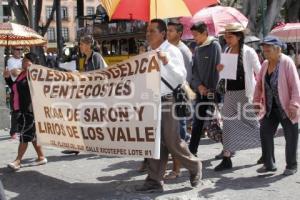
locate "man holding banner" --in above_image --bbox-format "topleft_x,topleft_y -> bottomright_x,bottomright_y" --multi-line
135,19 -> 202,193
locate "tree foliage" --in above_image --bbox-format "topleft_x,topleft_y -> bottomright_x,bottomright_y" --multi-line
221,0 -> 300,37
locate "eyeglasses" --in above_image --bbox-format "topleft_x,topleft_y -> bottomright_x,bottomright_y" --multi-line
13,48 -> 23,51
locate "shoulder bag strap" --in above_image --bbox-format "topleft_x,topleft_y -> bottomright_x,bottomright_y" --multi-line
161,77 -> 175,92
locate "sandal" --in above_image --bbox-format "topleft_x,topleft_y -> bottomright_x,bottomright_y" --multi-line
8,162 -> 21,171
35,158 -> 48,165
164,171 -> 181,180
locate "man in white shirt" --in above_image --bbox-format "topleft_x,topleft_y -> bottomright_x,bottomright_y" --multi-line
5,47 -> 23,139
135,19 -> 202,193
7,46 -> 23,81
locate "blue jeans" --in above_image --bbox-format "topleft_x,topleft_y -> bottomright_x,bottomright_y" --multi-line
179,119 -> 187,140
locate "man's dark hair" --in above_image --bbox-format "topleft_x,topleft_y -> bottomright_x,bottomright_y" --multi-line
80,35 -> 95,49
167,22 -> 184,33
151,19 -> 167,33
190,21 -> 208,34
24,52 -> 38,64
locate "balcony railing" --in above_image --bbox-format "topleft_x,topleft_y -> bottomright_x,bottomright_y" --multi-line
93,21 -> 146,36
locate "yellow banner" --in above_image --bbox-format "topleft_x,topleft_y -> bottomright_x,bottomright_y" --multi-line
28,51 -> 161,159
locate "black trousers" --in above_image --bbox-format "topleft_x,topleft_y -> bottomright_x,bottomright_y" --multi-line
260,108 -> 298,169
189,94 -> 214,155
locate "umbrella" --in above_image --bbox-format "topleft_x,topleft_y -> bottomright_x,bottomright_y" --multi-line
100,0 -> 219,21
180,6 -> 248,38
270,23 -> 300,43
0,22 -> 47,46
270,23 -> 300,65
245,35 -> 260,44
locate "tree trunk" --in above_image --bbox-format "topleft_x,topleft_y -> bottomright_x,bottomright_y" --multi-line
242,0 -> 259,35
8,0 -> 55,66
41,0 -> 57,36
34,0 -> 43,31
33,0 -> 47,66
8,0 -> 29,26
229,0 -> 238,7
259,0 -> 286,37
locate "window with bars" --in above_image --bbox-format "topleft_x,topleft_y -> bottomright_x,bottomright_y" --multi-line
47,27 -> 56,42
86,7 -> 94,15
46,6 -> 52,20
62,27 -> 69,42
74,6 -> 77,18
61,7 -> 68,20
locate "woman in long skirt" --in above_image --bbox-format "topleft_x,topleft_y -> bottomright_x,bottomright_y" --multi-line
215,23 -> 262,171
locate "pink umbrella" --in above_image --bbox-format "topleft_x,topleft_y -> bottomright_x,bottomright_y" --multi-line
180,6 -> 248,39
270,23 -> 300,43
270,23 -> 300,65
180,16 -> 217,39
180,16 -> 194,40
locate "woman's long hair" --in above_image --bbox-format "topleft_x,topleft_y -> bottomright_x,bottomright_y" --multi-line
231,31 -> 245,66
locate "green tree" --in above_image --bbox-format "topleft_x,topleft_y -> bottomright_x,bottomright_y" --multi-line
221,0 -> 300,37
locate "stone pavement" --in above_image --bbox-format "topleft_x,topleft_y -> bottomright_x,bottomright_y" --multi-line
0,129 -> 299,200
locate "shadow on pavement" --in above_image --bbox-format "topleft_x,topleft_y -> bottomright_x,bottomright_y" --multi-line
0,169 -> 185,200
101,160 -> 142,172
198,173 -> 287,199
3,154 -> 98,170
0,136 -> 11,142
0,170 -> 130,200
45,154 -> 97,163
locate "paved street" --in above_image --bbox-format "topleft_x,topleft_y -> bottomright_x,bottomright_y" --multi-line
0,129 -> 300,200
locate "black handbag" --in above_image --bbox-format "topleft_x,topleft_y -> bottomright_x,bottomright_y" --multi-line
207,119 -> 223,142
161,77 -> 192,118
216,79 -> 226,95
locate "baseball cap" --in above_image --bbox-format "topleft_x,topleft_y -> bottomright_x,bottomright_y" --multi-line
260,35 -> 286,49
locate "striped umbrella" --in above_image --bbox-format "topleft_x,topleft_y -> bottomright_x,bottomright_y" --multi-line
0,22 -> 47,46
100,0 -> 219,21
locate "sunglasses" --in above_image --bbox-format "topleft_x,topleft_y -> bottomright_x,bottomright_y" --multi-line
14,48 -> 23,51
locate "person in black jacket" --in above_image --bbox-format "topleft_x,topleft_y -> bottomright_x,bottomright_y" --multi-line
6,53 -> 47,171
188,22 -> 221,157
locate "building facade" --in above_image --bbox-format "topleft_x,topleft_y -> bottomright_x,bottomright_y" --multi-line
40,0 -> 100,51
